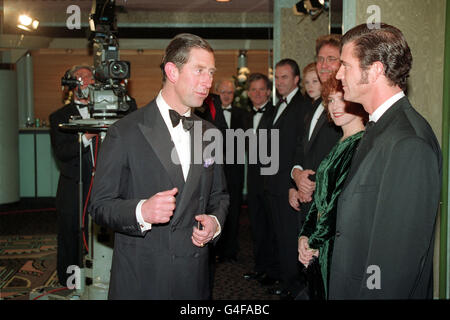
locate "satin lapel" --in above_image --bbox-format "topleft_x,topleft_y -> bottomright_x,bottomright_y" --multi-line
137,102 -> 185,192
273,102 -> 292,128
257,104 -> 274,130
171,117 -> 206,225
305,111 -> 327,154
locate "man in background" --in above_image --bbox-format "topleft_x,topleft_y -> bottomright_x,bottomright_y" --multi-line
213,78 -> 250,263
290,35 -> 342,222
49,65 -> 96,287
265,58 -> 311,299
243,73 -> 278,287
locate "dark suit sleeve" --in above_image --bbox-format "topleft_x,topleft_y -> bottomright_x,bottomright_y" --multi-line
89,124 -> 142,236
359,137 -> 440,298
207,162 -> 229,242
49,110 -> 90,163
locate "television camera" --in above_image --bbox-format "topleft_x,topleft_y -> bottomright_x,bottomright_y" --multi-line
61,0 -> 131,120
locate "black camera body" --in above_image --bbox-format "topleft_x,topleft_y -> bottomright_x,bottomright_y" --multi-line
88,0 -> 131,118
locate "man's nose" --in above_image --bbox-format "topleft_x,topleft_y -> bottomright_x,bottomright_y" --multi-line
336,65 -> 344,79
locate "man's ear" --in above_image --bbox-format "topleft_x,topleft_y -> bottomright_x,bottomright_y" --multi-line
369,61 -> 385,82
295,75 -> 300,87
164,62 -> 179,83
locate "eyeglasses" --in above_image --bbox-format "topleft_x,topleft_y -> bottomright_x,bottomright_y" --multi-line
316,56 -> 339,64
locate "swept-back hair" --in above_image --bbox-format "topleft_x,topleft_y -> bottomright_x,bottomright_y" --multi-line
341,23 -> 412,91
161,33 -> 214,83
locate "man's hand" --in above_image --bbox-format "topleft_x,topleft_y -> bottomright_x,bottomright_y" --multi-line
141,188 -> 178,224
298,236 -> 318,267
292,168 -> 316,203
288,188 -> 301,211
192,214 -> 218,247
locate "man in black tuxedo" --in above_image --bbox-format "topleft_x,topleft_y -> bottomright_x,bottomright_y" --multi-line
243,73 -> 278,286
212,79 -> 250,263
265,59 -> 312,298
291,35 -> 342,217
89,33 -> 229,299
49,65 -> 96,287
329,23 -> 441,299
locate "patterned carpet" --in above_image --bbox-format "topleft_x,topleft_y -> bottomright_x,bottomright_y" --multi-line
0,234 -> 59,300
0,198 -> 278,300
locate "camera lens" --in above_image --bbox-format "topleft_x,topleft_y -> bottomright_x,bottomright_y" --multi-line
109,61 -> 129,79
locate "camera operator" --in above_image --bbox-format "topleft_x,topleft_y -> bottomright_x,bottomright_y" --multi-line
49,65 -> 97,287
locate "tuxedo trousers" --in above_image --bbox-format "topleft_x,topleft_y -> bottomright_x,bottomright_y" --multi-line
247,190 -> 279,278
267,192 -> 304,293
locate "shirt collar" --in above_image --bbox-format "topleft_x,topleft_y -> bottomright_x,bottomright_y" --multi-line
222,104 -> 232,110
370,91 -> 405,122
156,91 -> 191,129
284,87 -> 299,104
253,100 -> 269,112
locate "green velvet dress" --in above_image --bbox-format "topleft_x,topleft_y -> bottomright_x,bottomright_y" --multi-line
299,130 -> 364,298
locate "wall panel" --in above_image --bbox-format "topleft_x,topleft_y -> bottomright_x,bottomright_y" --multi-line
31,48 -> 269,121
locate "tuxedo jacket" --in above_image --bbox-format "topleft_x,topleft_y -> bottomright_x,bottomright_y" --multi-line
293,98 -> 342,213
49,103 -> 94,214
265,90 -> 312,196
49,103 -> 93,183
329,96 -> 442,299
89,100 -> 229,299
198,95 -> 251,188
247,103 -> 275,196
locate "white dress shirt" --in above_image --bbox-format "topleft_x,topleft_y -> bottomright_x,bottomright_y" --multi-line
136,91 -> 191,232
222,105 -> 232,128
308,102 -> 324,140
252,101 -> 269,133
273,87 -> 299,124
290,101 -> 324,175
136,92 -> 221,237
370,91 -> 405,122
76,102 -> 95,165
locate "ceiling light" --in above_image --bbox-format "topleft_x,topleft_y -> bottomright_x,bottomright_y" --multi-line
18,15 -> 33,26
17,14 -> 39,32
293,0 -> 308,15
293,0 -> 329,19
310,0 -> 323,9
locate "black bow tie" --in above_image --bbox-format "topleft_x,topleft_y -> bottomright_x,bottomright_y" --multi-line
276,98 -> 287,107
169,109 -> 194,131
253,107 -> 266,114
223,108 -> 232,112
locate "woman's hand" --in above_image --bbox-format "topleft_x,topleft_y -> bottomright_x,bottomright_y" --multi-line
298,236 -> 318,267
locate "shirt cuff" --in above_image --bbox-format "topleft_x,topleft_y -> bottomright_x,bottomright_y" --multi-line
291,165 -> 304,179
136,199 -> 152,232
208,215 -> 221,239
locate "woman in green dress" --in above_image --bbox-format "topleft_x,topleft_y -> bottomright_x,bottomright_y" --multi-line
295,75 -> 368,299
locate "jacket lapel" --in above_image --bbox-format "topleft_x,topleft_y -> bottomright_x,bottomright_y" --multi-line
305,110 -> 327,153
343,99 -> 403,188
138,101 -> 185,193
171,117 -> 207,225
257,104 -> 274,130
